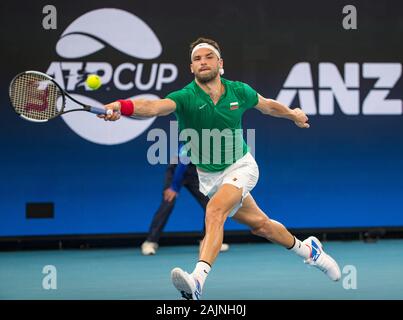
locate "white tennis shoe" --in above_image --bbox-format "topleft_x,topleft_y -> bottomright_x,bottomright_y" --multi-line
303,236 -> 341,281
171,267 -> 202,300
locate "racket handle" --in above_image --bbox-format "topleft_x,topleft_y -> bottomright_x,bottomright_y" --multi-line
89,106 -> 113,115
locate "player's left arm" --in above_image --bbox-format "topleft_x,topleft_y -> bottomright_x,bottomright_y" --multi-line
254,94 -> 310,128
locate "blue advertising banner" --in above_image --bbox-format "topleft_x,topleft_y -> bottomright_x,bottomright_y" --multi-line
0,1 -> 402,237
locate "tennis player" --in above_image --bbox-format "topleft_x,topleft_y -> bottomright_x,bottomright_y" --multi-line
100,37 -> 341,300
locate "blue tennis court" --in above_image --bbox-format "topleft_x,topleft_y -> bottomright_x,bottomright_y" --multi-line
1,240 -> 402,300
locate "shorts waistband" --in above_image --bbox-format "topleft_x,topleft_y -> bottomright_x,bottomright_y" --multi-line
196,152 -> 252,174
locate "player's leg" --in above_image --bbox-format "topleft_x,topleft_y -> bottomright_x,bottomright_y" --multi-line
232,195 -> 295,247
199,184 -> 241,262
232,195 -> 341,281
172,152 -> 257,299
171,183 -> 242,300
185,180 -> 229,253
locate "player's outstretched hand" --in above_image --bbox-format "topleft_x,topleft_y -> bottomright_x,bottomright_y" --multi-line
97,101 -> 121,121
292,108 -> 310,128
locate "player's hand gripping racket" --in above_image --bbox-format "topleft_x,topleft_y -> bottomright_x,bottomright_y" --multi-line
9,70 -> 112,122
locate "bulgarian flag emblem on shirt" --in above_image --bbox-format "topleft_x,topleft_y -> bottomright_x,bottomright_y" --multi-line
230,102 -> 239,110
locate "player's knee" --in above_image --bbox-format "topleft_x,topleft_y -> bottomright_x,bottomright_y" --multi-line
251,218 -> 274,238
205,205 -> 227,226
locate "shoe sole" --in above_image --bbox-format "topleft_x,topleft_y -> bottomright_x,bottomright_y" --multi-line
171,268 -> 194,300
327,255 -> 341,281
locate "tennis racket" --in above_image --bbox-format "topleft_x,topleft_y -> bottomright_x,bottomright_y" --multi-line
9,70 -> 112,122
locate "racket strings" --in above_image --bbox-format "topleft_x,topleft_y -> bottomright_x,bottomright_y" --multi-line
10,73 -> 60,121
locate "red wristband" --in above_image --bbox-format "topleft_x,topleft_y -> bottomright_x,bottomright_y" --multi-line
117,99 -> 134,116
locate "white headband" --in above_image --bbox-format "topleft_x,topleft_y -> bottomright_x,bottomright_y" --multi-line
191,43 -> 224,75
191,43 -> 221,59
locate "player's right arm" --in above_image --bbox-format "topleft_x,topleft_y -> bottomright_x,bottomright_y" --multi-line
99,98 -> 176,121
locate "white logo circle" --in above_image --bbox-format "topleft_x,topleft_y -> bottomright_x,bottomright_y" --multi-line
52,8 -> 169,145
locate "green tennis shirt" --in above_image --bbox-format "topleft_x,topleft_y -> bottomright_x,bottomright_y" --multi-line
166,78 -> 259,172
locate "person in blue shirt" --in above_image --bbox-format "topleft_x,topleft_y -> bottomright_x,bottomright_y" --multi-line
141,145 -> 230,255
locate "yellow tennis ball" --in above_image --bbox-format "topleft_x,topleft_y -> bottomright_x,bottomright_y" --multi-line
86,74 -> 102,90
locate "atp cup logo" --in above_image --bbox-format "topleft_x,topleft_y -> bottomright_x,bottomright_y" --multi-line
46,8 -> 178,145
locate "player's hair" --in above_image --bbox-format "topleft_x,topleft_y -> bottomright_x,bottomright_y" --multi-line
189,37 -> 222,59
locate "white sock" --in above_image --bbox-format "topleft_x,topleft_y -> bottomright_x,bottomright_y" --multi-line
191,261 -> 211,290
289,237 -> 311,259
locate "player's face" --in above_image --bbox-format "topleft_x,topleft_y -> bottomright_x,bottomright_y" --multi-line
191,48 -> 223,84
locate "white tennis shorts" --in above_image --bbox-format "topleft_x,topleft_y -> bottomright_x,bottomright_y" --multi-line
197,152 -> 259,217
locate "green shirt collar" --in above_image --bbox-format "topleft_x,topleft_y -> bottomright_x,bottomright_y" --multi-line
191,78 -> 228,103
